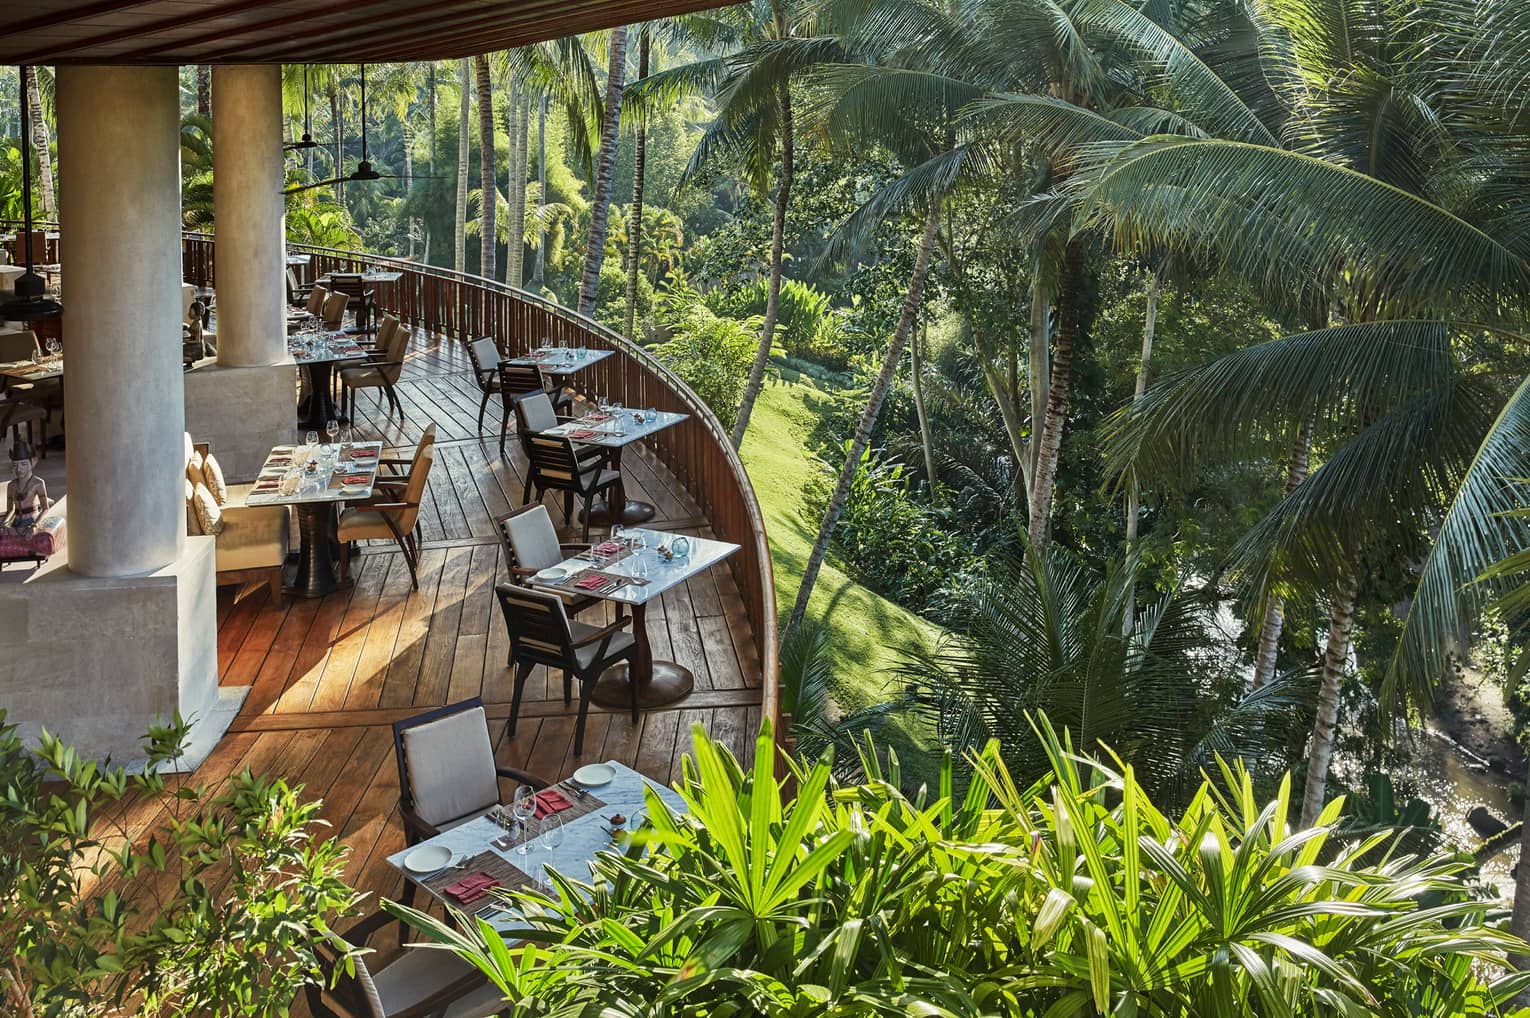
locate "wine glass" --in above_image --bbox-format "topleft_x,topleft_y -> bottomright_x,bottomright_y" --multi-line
610,523 -> 625,548
511,786 -> 538,855
45,337 -> 61,359
537,815 -> 564,888
596,393 -> 608,415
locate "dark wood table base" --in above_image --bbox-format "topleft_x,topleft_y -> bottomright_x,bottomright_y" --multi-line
286,501 -> 351,599
582,498 -> 657,527
588,599 -> 694,709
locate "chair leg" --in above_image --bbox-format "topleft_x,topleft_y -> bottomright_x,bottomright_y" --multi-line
401,539 -> 419,589
478,391 -> 490,433
507,660 -> 534,737
563,491 -> 574,525
574,678 -> 593,756
266,567 -> 285,609
580,496 -> 592,542
522,474 -> 533,506
563,669 -> 572,706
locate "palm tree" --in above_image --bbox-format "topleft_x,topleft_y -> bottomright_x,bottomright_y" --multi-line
474,54 -> 497,280
455,58 -> 470,273
578,27 -> 629,318
21,66 -> 54,219
901,541 -> 1301,802
625,26 -> 652,339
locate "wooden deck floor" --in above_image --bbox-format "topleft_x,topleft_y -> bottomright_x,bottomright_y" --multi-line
206,328 -> 763,908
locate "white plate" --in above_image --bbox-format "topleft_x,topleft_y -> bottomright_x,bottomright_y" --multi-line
573,763 -> 615,787
341,485 -> 369,496
403,844 -> 452,874
535,566 -> 569,582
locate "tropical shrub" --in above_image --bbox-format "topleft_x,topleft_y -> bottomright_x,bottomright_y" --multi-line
0,710 -> 360,1017
710,278 -> 853,368
826,444 -> 972,610
389,718 -> 1529,1016
651,283 -> 760,431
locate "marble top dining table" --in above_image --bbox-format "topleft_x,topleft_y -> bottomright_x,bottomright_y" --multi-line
387,761 -> 688,936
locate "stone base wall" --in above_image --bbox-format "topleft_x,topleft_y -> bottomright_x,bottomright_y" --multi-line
184,362 -> 297,481
0,536 -> 219,760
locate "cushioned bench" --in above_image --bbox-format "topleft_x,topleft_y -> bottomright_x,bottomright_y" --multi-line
186,435 -> 290,606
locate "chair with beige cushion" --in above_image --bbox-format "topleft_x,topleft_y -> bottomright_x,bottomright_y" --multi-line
186,435 -> 290,606
340,314 -> 409,422
320,290 -> 350,330
307,908 -> 508,1018
389,697 -> 548,911
336,430 -> 432,588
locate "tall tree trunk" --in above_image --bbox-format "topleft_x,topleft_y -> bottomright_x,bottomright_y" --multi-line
402,119 -> 417,259
455,59 -> 470,274
1511,795 -> 1530,990
506,88 -> 529,287
1027,239 -> 1084,545
730,84 -> 794,449
624,30 -> 652,339
475,54 -> 497,281
329,81 -> 345,204
783,202 -> 941,644
531,96 -> 548,291
579,26 -> 628,318
23,67 -> 55,219
1123,268 -> 1161,633
1300,573 -> 1358,828
196,65 -> 212,117
912,323 -> 938,500
1251,419 -> 1314,690
1028,273 -> 1052,493
428,63 -> 437,178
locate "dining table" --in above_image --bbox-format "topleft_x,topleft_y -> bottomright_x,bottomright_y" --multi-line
542,408 -> 689,526
0,354 -> 63,385
507,345 -> 613,379
245,439 -> 383,598
288,329 -> 369,431
386,761 -> 688,937
531,527 -> 739,708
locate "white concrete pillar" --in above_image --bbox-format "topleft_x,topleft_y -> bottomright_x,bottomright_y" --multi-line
213,64 -> 287,366
58,66 -> 185,577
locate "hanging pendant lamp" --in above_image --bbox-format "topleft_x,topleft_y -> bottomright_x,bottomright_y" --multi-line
1,65 -> 63,322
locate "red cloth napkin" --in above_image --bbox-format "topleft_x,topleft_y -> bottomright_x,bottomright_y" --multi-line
341,473 -> 371,485
444,873 -> 500,905
568,429 -> 598,440
344,448 -> 375,459
594,541 -> 621,555
533,788 -> 573,818
584,412 -> 612,422
574,573 -> 610,591
253,480 -> 279,490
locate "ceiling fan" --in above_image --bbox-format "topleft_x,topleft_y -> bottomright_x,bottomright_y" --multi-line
284,65 -> 320,152
284,64 -> 436,195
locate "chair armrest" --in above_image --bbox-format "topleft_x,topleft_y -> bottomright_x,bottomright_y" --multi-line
571,616 -> 632,648
495,766 -> 550,791
341,910 -> 396,948
349,501 -> 415,513
509,564 -> 541,577
399,802 -> 442,845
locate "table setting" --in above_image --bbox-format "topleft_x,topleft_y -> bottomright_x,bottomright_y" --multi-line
388,761 -> 687,932
509,343 -> 613,377
246,437 -> 381,506
287,328 -> 369,430
529,528 -> 738,709
543,402 -> 690,525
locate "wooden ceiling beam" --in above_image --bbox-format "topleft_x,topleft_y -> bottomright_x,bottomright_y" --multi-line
269,3 -> 573,62
13,0 -> 295,63
109,0 -> 427,62
193,0 -> 498,62
8,0 -> 158,37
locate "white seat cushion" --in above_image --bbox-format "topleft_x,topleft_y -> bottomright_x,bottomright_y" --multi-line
372,948 -> 485,1017
569,617 -> 635,670
505,505 -> 562,571
519,392 -> 556,431
444,981 -> 510,1018
402,706 -> 501,828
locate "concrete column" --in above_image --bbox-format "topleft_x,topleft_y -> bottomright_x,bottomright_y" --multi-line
58,66 -> 185,577
213,64 -> 287,366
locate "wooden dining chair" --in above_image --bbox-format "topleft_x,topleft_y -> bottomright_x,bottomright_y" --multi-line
492,503 -> 602,619
523,430 -> 620,542
336,435 -> 432,588
505,390 -> 579,494
496,584 -> 637,756
0,330 -> 39,363
320,290 -> 350,331
307,908 -> 508,1018
465,337 -> 507,434
306,283 -> 329,317
498,360 -> 571,415
340,316 -> 409,421
328,273 -> 377,335
389,696 -> 548,913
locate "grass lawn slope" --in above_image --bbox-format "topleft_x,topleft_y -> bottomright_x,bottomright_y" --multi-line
738,368 -> 943,716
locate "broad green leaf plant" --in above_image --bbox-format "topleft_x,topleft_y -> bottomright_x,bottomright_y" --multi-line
388,718 -> 1529,1016
0,710 -> 361,1018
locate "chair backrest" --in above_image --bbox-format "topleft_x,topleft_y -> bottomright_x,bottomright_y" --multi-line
306,284 -> 329,316
321,291 -> 350,329
525,433 -> 588,491
329,273 -> 369,300
23,231 -> 49,264
496,504 -> 563,575
392,698 -> 501,829
308,942 -> 384,1018
395,440 -> 434,532
467,337 -> 500,390
0,329 -> 39,363
498,362 -> 547,401
380,317 -> 410,382
496,583 -> 575,667
374,315 -> 400,354
514,390 -> 558,433
285,268 -> 300,304
181,283 -> 197,325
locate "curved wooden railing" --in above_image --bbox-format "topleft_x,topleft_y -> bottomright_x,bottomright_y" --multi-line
177,233 -> 780,735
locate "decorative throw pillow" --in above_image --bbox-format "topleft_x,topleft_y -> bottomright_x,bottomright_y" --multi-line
201,452 -> 228,506
186,449 -> 204,489
191,482 -> 223,537
185,479 -> 202,536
